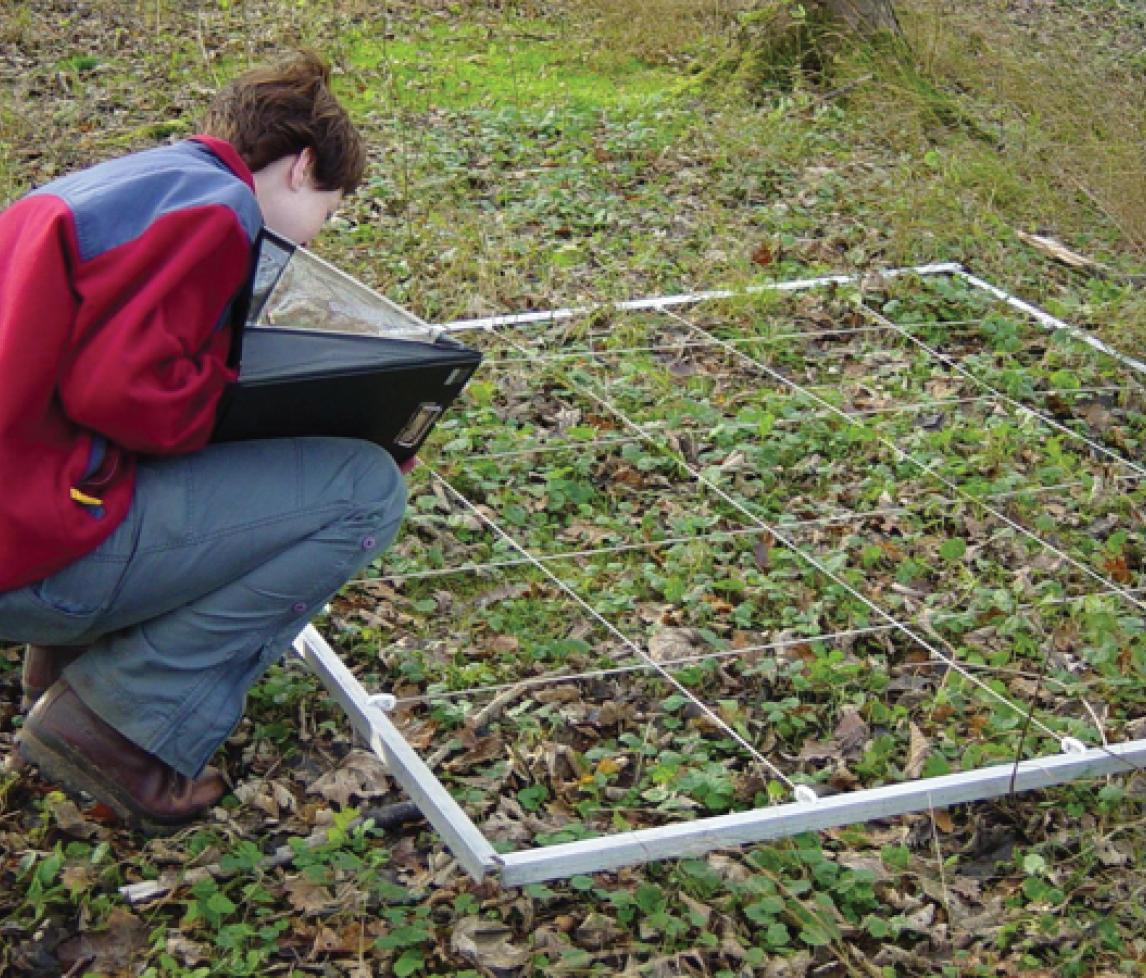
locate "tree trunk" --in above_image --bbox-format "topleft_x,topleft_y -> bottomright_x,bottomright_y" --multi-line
699,0 -> 904,96
814,0 -> 901,36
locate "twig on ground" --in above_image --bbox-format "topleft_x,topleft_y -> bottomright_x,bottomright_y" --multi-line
425,681 -> 530,769
118,800 -> 422,905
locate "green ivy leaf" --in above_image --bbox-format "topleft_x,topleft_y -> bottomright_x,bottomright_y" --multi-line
939,538 -> 967,561
393,948 -> 424,977
799,923 -> 833,947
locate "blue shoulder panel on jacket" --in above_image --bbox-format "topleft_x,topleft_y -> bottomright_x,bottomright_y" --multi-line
29,141 -> 262,262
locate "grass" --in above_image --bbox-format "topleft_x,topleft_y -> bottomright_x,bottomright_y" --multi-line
345,19 -> 682,114
826,0 -> 1146,345
847,13 -> 1145,249
1,2 -> 1144,977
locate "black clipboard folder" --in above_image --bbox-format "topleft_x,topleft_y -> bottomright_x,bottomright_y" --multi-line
212,231 -> 481,463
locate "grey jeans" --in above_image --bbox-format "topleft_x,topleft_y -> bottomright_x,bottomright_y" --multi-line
0,437 -> 406,776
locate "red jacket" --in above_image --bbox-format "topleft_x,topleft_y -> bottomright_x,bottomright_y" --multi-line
0,136 -> 262,590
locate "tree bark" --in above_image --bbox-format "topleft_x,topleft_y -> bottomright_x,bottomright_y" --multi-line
699,0 -> 904,96
814,0 -> 902,36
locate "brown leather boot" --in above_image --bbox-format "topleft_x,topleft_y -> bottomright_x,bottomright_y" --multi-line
18,680 -> 226,830
21,644 -> 88,711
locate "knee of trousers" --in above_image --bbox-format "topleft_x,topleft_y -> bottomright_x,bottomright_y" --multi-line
341,440 -> 409,530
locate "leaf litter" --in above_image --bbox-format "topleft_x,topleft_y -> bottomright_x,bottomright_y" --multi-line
1,3 -> 1144,977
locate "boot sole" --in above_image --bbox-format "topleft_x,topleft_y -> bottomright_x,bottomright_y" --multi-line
17,727 -> 204,835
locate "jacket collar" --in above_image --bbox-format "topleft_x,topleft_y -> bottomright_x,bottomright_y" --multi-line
189,135 -> 256,190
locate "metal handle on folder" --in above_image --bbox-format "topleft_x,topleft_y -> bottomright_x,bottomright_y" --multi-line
395,402 -> 443,448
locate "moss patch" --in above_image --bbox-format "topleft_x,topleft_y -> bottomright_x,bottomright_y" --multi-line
345,19 -> 681,114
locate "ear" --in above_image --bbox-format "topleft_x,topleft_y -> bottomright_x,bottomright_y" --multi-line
287,147 -> 316,191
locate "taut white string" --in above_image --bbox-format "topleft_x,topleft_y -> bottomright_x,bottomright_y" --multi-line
863,305 -> 1146,480
496,326 -> 1068,744
360,470 -> 1140,586
390,583 -> 1144,709
424,466 -> 797,788
662,306 -> 1146,618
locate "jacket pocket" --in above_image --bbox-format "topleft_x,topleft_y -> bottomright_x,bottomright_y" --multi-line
69,435 -> 123,518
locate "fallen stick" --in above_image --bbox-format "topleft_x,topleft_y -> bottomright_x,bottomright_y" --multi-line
118,800 -> 422,905
1015,229 -> 1146,285
425,681 -> 531,770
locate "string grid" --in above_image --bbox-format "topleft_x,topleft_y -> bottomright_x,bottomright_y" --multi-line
333,272 -> 1144,850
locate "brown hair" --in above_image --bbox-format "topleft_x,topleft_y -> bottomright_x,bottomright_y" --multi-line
201,50 -> 366,193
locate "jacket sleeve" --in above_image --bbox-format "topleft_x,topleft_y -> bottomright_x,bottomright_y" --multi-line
57,205 -> 253,456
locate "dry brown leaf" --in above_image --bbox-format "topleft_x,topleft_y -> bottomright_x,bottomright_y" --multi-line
833,706 -> 870,755
488,634 -> 520,654
450,915 -> 530,972
760,949 -> 812,977
284,875 -> 337,915
311,923 -> 360,956
949,875 -> 982,902
905,722 -> 931,779
667,357 -> 698,377
1093,837 -> 1132,867
1081,401 -> 1113,432
836,853 -> 888,881
901,901 -> 937,933
678,891 -> 713,926
308,749 -> 390,807
648,626 -> 706,662
165,933 -> 211,967
829,763 -> 859,790
931,808 -> 955,834
797,740 -> 840,762
751,241 -> 776,266
233,777 -> 296,819
573,910 -> 626,949
51,797 -> 102,839
60,863 -> 97,892
1104,553 -> 1132,583
57,908 -> 149,973
562,519 -> 616,544
445,733 -> 505,772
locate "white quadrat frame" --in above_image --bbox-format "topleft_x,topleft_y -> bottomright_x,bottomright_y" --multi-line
292,263 -> 1146,886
